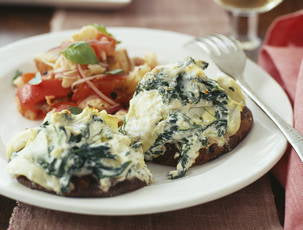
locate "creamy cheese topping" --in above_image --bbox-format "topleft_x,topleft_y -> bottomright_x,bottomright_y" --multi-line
124,57 -> 245,179
6,108 -> 152,194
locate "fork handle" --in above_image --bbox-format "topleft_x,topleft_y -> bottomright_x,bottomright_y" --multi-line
237,79 -> 303,162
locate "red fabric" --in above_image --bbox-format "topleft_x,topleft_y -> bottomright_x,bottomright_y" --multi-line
258,10 -> 303,230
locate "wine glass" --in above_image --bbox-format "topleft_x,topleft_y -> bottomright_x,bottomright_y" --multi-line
213,0 -> 284,50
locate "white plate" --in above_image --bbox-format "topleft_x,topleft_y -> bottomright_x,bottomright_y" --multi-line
0,27 -> 292,215
0,0 -> 131,9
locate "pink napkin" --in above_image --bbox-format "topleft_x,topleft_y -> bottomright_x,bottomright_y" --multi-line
258,10 -> 303,230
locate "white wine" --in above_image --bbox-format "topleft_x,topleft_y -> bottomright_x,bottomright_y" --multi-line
213,0 -> 283,50
214,0 -> 283,13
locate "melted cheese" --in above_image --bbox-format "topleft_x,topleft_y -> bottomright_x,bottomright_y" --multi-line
7,108 -> 152,194
125,57 -> 245,178
125,90 -> 167,152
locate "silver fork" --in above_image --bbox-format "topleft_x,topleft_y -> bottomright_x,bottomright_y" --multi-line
189,34 -> 303,161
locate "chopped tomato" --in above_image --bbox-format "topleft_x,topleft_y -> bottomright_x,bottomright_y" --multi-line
90,36 -> 116,58
17,79 -> 71,120
96,33 -> 116,45
72,74 -> 130,106
22,73 -> 36,83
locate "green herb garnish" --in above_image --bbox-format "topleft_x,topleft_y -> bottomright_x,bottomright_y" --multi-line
12,70 -> 22,83
28,72 -> 42,85
63,41 -> 99,65
91,24 -> 113,37
105,69 -> 124,75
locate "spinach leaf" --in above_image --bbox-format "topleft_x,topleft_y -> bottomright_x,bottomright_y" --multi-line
130,141 -> 142,149
68,106 -> 82,115
94,161 -> 131,179
38,143 -> 130,193
28,72 -> 42,85
63,41 -> 99,64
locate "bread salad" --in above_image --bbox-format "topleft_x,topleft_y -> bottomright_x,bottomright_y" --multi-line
7,26 -> 253,197
13,24 -> 157,120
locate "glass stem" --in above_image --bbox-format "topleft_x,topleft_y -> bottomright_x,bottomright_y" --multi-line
229,11 -> 261,50
248,12 -> 259,44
